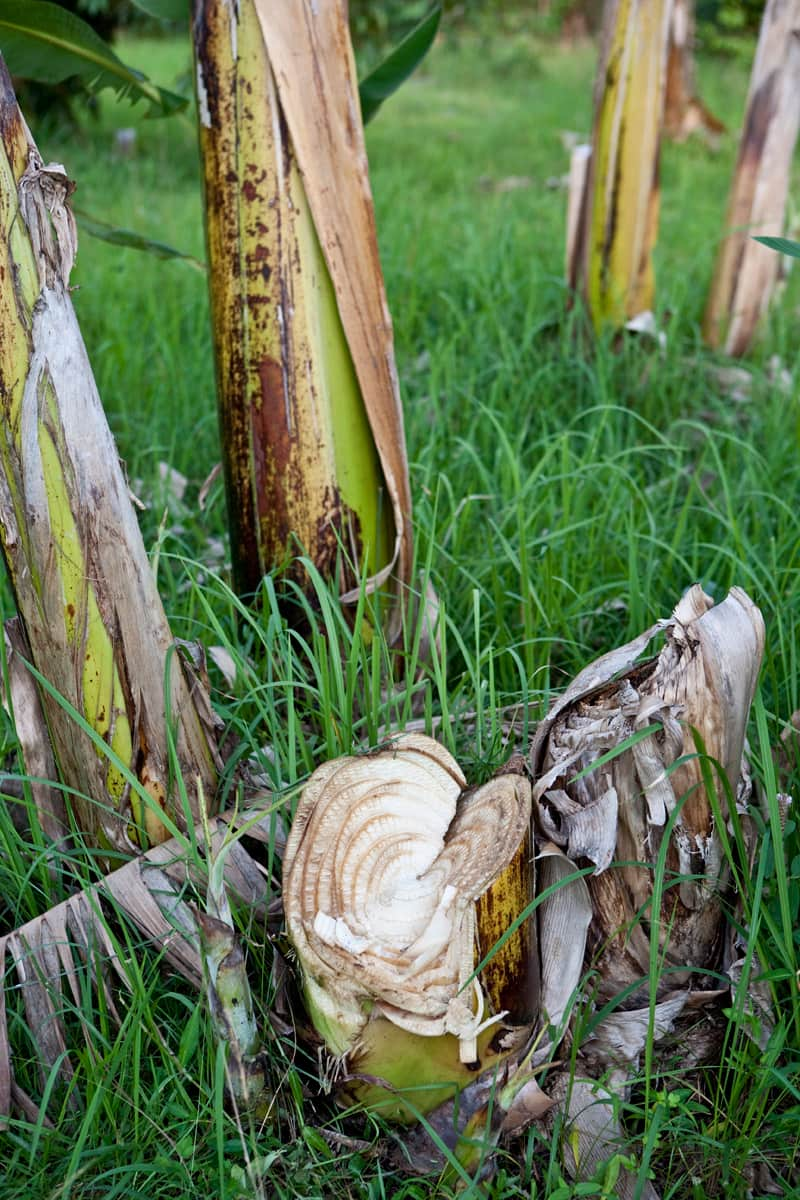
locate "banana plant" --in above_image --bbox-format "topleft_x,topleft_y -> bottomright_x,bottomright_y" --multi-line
4,0 -> 439,630
0,0 -> 442,1125
0,0 -> 440,280
191,0 -> 422,629
703,0 -> 800,356
0,55 -> 220,853
281,586 -> 767,1191
567,0 -> 673,330
663,0 -> 724,143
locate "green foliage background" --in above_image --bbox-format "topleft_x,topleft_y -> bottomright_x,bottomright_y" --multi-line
347,0 -> 768,49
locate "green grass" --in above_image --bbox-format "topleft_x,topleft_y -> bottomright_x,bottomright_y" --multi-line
1,22 -> 799,1200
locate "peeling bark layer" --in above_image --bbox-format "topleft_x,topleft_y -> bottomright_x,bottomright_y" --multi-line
704,0 -> 800,356
0,57 -> 219,852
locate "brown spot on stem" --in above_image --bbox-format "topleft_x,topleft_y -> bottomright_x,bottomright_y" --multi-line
314,487 -> 346,581
252,355 -> 293,572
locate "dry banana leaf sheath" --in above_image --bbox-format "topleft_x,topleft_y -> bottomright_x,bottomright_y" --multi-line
704,0 -> 800,355
0,803 -> 277,1123
518,586 -> 765,1197
0,57 -> 219,851
530,585 -> 764,1008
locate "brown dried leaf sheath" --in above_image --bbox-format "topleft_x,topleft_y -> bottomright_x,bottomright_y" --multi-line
530,585 -> 764,1006
3,618 -> 66,844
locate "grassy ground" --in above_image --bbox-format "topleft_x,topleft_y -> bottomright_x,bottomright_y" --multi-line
1,22 -> 799,1200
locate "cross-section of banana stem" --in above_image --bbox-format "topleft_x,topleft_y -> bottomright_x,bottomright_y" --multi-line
0,56 -> 220,852
571,0 -> 673,330
283,735 -> 536,1123
192,0 -> 413,632
703,0 -> 800,356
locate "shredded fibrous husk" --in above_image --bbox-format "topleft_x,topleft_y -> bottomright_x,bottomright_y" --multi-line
530,585 -> 764,1010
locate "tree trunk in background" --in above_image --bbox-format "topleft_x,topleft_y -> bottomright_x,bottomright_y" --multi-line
664,0 -> 725,142
192,0 -> 414,634
569,0 -> 673,331
0,57 -> 220,853
703,0 -> 800,356
556,1 -> 606,39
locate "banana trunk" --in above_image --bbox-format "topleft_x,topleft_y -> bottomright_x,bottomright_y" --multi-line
282,735 -> 536,1123
664,0 -> 725,142
575,0 -> 673,329
530,586 -> 764,1007
0,57 -> 220,851
191,0 -> 413,625
522,586 -> 765,1195
295,590 -> 765,1177
703,0 -> 800,356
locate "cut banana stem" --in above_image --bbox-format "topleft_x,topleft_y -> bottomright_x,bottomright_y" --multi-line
192,0 -> 413,627
283,735 -> 534,1120
0,58 -> 220,850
